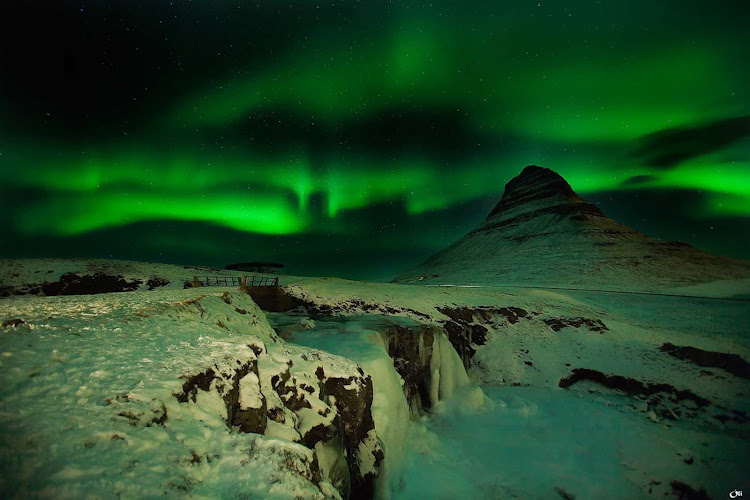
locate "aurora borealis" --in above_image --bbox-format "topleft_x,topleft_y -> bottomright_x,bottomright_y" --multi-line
1,1 -> 749,278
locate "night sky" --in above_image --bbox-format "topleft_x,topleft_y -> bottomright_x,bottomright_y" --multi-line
1,1 -> 749,279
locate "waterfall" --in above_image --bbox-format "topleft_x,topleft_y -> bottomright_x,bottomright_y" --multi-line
277,315 -> 486,499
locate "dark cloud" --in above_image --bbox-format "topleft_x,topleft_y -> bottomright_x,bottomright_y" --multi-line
216,106 -> 507,162
586,189 -> 750,259
620,175 -> 656,186
634,115 -> 750,168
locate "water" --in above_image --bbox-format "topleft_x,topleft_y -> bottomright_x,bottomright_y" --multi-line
397,386 -> 650,499
270,314 -> 747,500
269,313 -> 419,361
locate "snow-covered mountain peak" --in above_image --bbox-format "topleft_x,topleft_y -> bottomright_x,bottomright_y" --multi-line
394,165 -> 750,290
481,165 -> 607,233
491,165 -> 577,212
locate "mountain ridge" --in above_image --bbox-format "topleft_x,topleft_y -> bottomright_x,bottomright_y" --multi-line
394,165 -> 750,291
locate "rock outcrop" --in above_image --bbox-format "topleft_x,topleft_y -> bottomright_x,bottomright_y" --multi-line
660,343 -> 750,379
556,368 -> 726,423
378,322 -> 483,416
434,305 -> 535,369
379,324 -> 437,414
174,341 -> 383,499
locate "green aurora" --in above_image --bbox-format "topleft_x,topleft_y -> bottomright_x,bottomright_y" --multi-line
1,0 -> 748,278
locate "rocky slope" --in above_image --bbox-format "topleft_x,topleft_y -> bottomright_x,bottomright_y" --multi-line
394,165 -> 750,291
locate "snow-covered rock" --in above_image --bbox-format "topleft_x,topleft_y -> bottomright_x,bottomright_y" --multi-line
0,288 -> 382,499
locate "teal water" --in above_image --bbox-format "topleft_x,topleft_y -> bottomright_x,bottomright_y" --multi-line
397,386 -> 649,499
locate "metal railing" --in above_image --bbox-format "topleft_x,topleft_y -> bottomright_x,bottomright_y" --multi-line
245,276 -> 279,288
191,276 -> 279,288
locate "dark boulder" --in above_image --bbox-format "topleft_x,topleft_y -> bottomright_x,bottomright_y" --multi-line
146,277 -> 170,290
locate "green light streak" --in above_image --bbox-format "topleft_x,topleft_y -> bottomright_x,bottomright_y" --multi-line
620,159 -> 750,216
16,190 -> 306,236
10,140 -> 748,240
169,24 -> 737,145
3,1 -> 748,261
656,162 -> 750,200
324,160 -> 435,217
500,47 -> 729,141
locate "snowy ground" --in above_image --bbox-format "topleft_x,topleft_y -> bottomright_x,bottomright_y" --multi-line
0,258 -> 246,292
1,258 -> 749,499
272,308 -> 749,499
274,275 -> 750,498
0,288 -> 355,499
398,386 -> 748,499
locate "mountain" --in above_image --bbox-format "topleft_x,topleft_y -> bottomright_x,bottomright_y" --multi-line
394,165 -> 750,292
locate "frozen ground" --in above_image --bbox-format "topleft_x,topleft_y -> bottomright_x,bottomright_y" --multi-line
1,258 -> 749,498
0,258 -> 245,294
398,386 -> 747,500
276,312 -> 749,499
275,275 -> 750,498
0,288 -> 357,499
